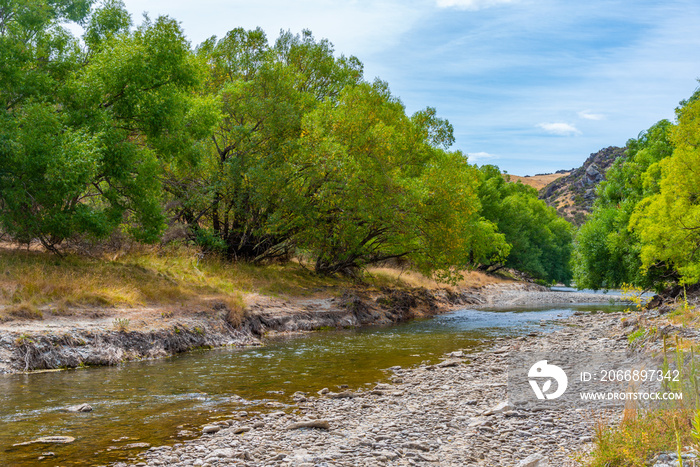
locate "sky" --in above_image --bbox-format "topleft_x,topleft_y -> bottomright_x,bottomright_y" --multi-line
119,0 -> 700,175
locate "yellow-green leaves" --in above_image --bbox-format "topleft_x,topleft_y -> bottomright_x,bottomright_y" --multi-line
631,96 -> 700,285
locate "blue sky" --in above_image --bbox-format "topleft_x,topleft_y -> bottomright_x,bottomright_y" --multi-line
121,0 -> 700,175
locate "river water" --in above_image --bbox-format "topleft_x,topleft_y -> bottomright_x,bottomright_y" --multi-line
0,303 -> 626,466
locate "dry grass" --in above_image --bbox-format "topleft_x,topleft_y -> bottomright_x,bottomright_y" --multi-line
0,245 -> 347,315
589,338 -> 700,466
366,267 -> 508,290
590,410 -> 695,466
0,245 -> 467,321
508,173 -> 568,191
0,244 -> 507,322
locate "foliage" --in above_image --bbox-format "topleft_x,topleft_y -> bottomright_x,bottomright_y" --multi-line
0,5 -> 574,283
477,165 -> 573,284
590,339 -> 699,466
620,283 -> 651,312
0,1 -> 215,250
631,93 -> 700,286
282,82 -> 507,278
573,120 -> 674,291
169,28 -> 363,261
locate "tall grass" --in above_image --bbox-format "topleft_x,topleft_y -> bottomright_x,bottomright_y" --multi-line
589,336 -> 700,466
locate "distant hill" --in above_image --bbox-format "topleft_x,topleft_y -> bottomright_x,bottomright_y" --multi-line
538,146 -> 626,225
508,172 -> 569,191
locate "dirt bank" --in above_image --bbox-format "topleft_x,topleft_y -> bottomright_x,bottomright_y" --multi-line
0,283 -> 517,374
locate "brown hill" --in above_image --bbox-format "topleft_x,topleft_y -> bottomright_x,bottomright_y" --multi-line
508,172 -> 569,191
539,146 -> 626,225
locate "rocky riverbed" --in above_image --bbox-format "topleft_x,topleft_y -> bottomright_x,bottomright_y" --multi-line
114,311 -> 632,467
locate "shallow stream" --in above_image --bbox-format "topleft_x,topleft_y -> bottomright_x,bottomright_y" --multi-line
0,302 -> 626,466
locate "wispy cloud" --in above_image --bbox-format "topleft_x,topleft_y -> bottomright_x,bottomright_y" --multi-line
536,123 -> 581,136
467,151 -> 499,163
578,110 -> 605,121
435,0 -> 518,10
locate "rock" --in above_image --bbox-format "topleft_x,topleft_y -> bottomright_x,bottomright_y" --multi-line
14,436 -> 76,446
373,450 -> 399,460
201,425 -> 220,434
482,401 -> 513,415
233,426 -> 251,434
65,403 -> 93,413
207,448 -> 236,459
374,383 -> 394,390
436,359 -> 460,368
327,390 -> 356,399
317,387 -> 329,395
402,441 -> 430,452
286,420 -> 330,430
517,453 -> 549,467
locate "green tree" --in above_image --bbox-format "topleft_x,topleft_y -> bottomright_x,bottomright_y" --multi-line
0,3 -> 213,250
631,93 -> 700,285
573,120 -> 675,290
284,81 -> 507,278
477,165 -> 573,284
171,28 -> 362,260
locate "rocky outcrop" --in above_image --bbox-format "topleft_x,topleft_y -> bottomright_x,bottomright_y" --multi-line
540,146 -> 625,225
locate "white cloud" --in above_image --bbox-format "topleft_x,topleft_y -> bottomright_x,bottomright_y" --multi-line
467,151 -> 499,163
436,0 -> 518,10
536,123 -> 581,136
578,110 -> 605,121
123,0 -> 427,56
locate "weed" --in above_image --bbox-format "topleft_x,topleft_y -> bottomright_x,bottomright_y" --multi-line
590,337 -> 699,466
621,283 -> 651,312
5,302 -> 43,320
222,294 -> 246,328
627,328 -> 646,345
15,333 -> 32,345
113,318 -> 130,332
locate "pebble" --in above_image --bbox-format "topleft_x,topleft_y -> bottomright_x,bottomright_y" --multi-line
118,312 -> 634,466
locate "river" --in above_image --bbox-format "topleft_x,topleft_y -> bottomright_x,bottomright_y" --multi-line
0,303 -> 626,466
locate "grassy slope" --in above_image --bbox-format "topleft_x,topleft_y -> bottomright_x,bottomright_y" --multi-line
0,245 -> 505,322
507,173 -> 568,190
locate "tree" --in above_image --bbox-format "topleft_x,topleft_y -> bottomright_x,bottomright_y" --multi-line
170,28 -> 363,260
631,92 -> 700,285
573,120 -> 674,290
283,81 -> 507,278
477,165 -> 573,284
0,3 -> 214,250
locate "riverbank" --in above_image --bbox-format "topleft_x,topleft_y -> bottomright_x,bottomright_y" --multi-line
0,277 -> 625,375
114,309 -> 632,467
0,246 -> 501,374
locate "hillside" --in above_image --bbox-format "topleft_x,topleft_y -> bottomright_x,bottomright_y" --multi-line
507,172 -> 569,190
539,146 -> 626,225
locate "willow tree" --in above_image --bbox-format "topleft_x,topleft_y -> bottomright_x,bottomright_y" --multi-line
477,165 -> 573,284
573,120 -> 674,290
170,28 -> 363,260
283,81 -> 508,278
0,1 -> 214,250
